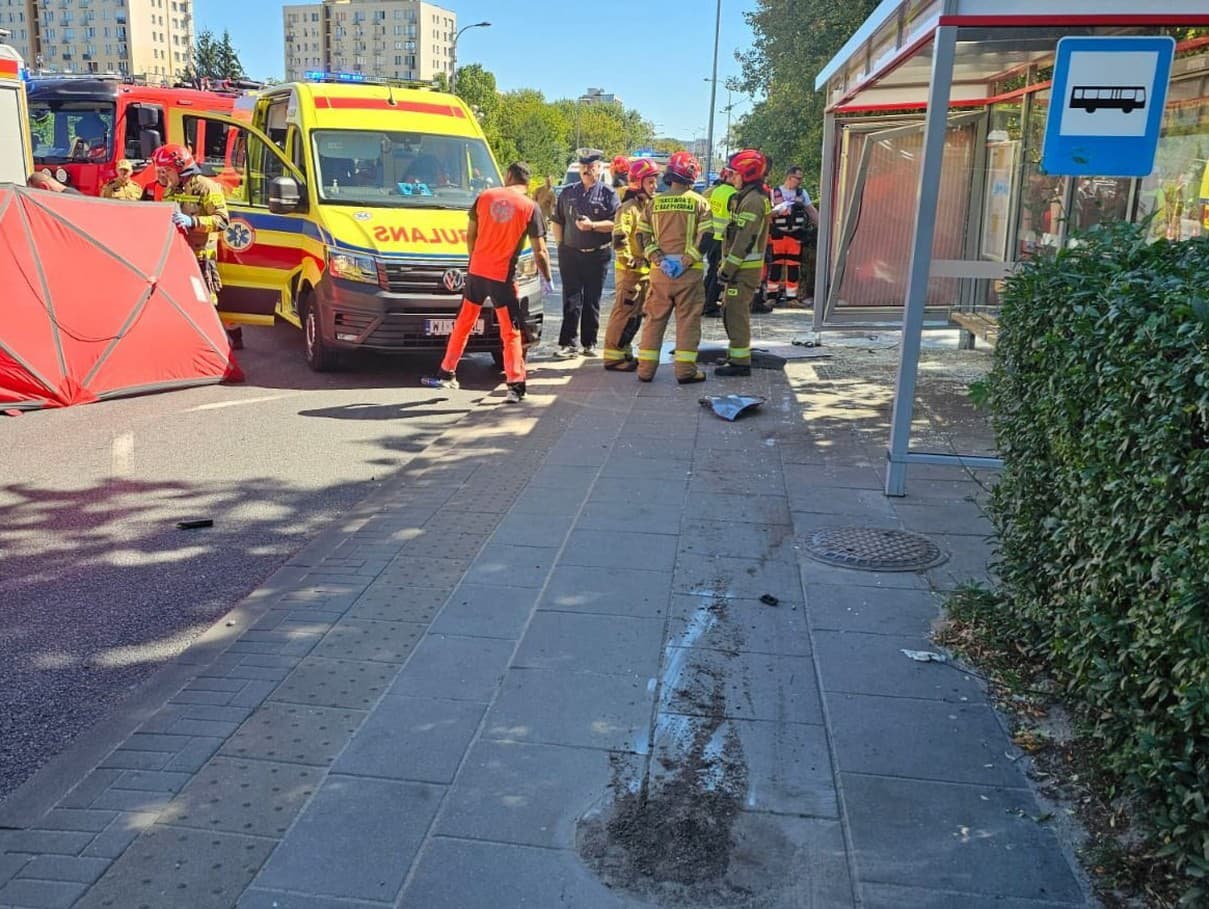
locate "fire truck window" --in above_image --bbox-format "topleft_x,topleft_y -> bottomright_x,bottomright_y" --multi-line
124,104 -> 165,162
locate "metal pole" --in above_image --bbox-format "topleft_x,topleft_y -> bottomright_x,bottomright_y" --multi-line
705,0 -> 721,175
813,109 -> 837,332
885,25 -> 958,497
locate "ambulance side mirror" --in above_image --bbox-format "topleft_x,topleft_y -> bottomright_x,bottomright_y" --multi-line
269,175 -> 304,214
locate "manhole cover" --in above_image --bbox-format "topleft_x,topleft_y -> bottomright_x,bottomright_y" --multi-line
803,527 -> 947,572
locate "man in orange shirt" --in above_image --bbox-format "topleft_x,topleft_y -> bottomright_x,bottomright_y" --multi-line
422,161 -> 552,403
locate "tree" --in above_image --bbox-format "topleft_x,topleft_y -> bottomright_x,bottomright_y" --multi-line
184,28 -> 247,83
733,0 -> 879,187
453,64 -> 498,120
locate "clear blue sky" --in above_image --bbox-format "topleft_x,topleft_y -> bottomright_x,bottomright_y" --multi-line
196,0 -> 761,142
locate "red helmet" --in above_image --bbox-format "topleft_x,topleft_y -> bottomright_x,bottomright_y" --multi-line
719,165 -> 735,181
151,143 -> 196,173
728,148 -> 767,184
610,155 -> 630,176
665,151 -> 701,185
628,157 -> 659,189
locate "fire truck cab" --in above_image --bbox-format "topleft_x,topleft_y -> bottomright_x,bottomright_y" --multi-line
25,76 -> 236,196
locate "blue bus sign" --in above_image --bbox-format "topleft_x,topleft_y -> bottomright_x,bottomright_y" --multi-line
1042,36 -> 1175,177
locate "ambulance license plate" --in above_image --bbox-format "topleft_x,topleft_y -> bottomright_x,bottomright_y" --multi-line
424,319 -> 483,336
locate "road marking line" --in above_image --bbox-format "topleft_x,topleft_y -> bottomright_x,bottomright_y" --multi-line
111,432 -> 135,475
187,393 -> 302,412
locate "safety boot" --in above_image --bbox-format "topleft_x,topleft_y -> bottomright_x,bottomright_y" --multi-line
605,359 -> 638,372
676,370 -> 707,385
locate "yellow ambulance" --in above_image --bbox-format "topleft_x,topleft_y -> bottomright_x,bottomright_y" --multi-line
185,73 -> 542,370
0,32 -> 33,185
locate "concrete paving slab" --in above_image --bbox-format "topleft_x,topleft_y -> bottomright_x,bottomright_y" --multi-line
270,657 -> 397,710
559,529 -> 679,572
346,584 -> 451,624
804,584 -> 943,636
828,693 -> 1024,787
677,519 -> 800,563
334,696 -> 484,785
220,703 -> 367,766
387,634 -> 513,702
683,492 -> 793,527
0,877 -> 87,908
687,467 -> 786,498
506,491 -> 586,518
797,556 -> 932,590
665,593 -> 811,657
428,583 -> 538,640
598,455 -> 694,479
489,512 -> 576,548
673,553 -> 804,605
576,498 -> 683,535
483,669 -> 654,753
436,740 -> 640,849
15,854 -> 109,884
843,773 -> 1086,903
240,890 -> 389,909
74,826 -> 274,909
399,838 -> 634,909
462,542 -> 557,589
894,501 -> 994,537
311,619 -> 425,664
513,612 -> 663,678
395,530 -> 490,561
376,555 -> 468,590
662,648 -> 824,725
861,881 -> 1085,908
782,463 -> 883,491
157,757 -> 317,839
590,475 -> 689,506
539,565 -> 672,618
924,532 -> 996,591
811,630 -> 986,703
251,776 -> 442,903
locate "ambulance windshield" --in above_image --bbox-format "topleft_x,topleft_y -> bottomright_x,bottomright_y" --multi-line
312,130 -> 502,208
28,101 -> 116,165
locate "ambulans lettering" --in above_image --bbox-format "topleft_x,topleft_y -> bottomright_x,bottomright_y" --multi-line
370,226 -> 470,244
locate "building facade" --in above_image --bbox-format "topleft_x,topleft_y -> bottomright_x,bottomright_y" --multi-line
283,0 -> 455,84
0,0 -> 193,81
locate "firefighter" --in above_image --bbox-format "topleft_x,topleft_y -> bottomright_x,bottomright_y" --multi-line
151,143 -> 239,349
602,157 -> 659,371
701,166 -> 736,316
100,159 -> 143,200
635,151 -> 712,384
766,165 -> 819,304
715,149 -> 772,378
609,155 -> 630,192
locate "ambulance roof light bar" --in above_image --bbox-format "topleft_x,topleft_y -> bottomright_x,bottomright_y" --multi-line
303,70 -> 439,91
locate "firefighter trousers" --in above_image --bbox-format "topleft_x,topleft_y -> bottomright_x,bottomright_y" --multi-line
603,269 -> 649,367
637,271 -> 705,382
440,299 -> 525,384
721,269 -> 763,367
768,236 -> 802,297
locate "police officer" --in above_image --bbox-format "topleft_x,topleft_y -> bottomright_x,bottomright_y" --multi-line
100,159 -> 143,200
715,149 -> 772,378
635,151 -> 712,384
701,166 -> 736,316
602,157 -> 659,371
151,143 -> 239,348
551,150 -> 620,358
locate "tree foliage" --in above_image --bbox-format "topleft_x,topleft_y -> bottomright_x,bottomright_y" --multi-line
733,0 -> 878,187
184,29 -> 246,82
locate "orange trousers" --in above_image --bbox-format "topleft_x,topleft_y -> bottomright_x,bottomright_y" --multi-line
440,300 -> 525,384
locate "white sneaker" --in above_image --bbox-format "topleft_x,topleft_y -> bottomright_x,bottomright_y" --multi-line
554,344 -> 580,359
581,345 -> 598,357
505,387 -> 523,403
420,371 -> 458,389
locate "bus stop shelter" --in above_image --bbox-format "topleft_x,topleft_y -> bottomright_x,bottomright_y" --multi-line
813,0 -> 1209,494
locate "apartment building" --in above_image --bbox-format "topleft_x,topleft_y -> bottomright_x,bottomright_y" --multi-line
283,0 -> 455,84
0,0 -> 194,81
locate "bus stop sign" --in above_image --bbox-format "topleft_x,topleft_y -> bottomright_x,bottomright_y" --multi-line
1042,36 -> 1175,177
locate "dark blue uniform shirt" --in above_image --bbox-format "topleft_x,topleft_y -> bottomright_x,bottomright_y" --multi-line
552,180 -> 620,250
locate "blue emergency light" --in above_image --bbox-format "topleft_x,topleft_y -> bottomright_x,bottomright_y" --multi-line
304,70 -> 368,84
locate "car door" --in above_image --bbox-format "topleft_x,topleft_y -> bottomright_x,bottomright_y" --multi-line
178,111 -> 311,327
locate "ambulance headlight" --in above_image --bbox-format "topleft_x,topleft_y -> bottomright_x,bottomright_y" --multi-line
516,255 -> 537,280
328,251 -> 378,284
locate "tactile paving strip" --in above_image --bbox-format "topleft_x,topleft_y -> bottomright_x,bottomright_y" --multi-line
158,757 -> 317,838
311,619 -> 425,664
348,584 -> 450,623
220,703 -> 366,766
271,657 -> 397,709
802,527 -> 947,572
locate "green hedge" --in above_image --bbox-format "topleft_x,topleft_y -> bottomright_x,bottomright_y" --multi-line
987,222 -> 1209,899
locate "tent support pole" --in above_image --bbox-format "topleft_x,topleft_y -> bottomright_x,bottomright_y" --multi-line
885,25 -> 958,497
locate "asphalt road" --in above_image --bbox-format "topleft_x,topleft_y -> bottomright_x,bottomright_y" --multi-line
0,320 -> 512,804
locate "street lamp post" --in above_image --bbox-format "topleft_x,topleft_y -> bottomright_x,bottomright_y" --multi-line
704,0 -> 722,177
449,20 -> 490,94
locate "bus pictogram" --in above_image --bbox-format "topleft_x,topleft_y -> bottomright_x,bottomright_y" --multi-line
1069,85 -> 1147,114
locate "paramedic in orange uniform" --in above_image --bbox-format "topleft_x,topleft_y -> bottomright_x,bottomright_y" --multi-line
422,161 -> 552,403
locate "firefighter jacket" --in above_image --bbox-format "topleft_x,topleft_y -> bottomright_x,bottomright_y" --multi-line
612,193 -> 651,276
638,184 -> 712,273
163,171 -> 229,260
720,183 -> 772,283
706,182 -> 736,240
100,179 -> 144,201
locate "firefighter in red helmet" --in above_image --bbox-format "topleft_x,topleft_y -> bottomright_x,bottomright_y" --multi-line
602,157 -> 659,370
609,155 -> 631,191
635,150 -> 712,384
151,143 -> 240,348
715,149 -> 772,377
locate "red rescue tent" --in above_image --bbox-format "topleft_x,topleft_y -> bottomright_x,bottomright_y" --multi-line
0,184 -> 243,409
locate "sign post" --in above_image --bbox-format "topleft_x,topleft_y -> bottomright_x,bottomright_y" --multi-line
1042,36 -> 1176,177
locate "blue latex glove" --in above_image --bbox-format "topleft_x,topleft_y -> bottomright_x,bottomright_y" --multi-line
659,256 -> 685,279
172,211 -> 195,231
540,276 -> 553,296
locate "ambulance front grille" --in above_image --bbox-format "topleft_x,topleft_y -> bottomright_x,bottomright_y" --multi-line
379,258 -> 465,295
